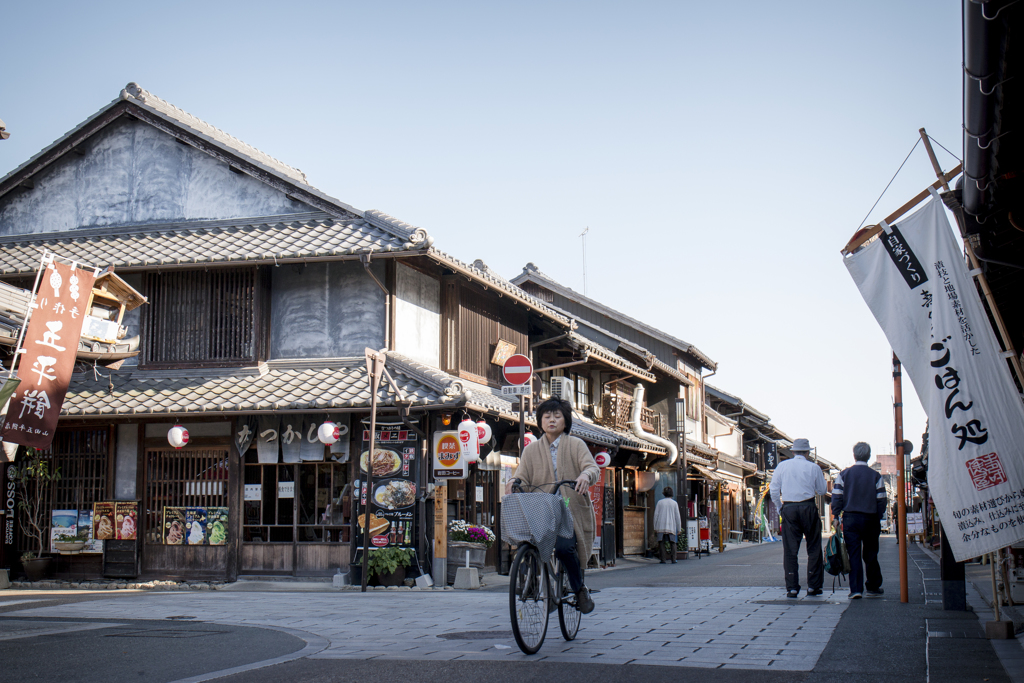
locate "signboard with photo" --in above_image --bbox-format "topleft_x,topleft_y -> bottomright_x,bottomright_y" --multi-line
50,509 -> 77,552
355,425 -> 419,550
78,510 -> 103,553
93,502 -> 116,540
185,508 -> 207,545
163,507 -> 186,545
114,501 -> 138,540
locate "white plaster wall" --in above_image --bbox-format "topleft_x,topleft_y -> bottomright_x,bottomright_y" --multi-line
394,263 -> 440,368
114,423 -> 138,500
0,118 -> 311,235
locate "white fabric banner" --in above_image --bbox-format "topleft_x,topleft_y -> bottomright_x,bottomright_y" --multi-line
845,196 -> 1024,561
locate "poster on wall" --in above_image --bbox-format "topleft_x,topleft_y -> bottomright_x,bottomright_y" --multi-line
114,501 -> 138,540
50,509 -> 77,552
78,510 -> 102,553
163,507 -> 186,545
589,481 -> 604,552
206,507 -> 229,545
186,508 -> 207,545
355,425 -> 418,550
93,502 -> 116,540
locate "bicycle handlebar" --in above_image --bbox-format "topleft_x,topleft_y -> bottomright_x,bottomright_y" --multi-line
510,479 -> 579,494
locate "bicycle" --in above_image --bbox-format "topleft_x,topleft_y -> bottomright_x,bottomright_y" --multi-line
503,479 -> 584,654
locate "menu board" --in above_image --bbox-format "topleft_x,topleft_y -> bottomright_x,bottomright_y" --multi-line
93,502 -> 116,540
162,506 -> 228,545
355,426 -> 418,549
115,501 -> 138,540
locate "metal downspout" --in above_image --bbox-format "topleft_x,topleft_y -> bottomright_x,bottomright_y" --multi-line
629,383 -> 678,469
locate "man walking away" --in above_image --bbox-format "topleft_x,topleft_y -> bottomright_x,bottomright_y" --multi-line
654,487 -> 682,564
770,438 -> 827,598
831,442 -> 887,599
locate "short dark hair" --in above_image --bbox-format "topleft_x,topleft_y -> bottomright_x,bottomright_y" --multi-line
663,487 -> 674,498
535,398 -> 572,435
853,442 -> 871,462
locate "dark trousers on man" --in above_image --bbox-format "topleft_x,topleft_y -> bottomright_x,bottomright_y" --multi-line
781,500 -> 823,592
842,512 -> 882,594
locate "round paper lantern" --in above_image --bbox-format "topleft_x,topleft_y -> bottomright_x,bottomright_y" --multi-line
318,421 -> 341,445
167,425 -> 189,449
594,450 -> 611,467
522,432 -> 537,448
458,418 -> 479,463
475,420 -> 492,445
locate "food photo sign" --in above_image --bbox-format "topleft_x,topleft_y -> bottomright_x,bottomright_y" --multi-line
354,426 -> 419,550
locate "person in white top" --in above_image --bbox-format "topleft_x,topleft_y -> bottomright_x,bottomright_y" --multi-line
653,487 -> 682,564
769,438 -> 827,598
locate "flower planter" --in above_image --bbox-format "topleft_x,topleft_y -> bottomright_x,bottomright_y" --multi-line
55,541 -> 86,553
21,557 -> 54,582
447,541 -> 487,584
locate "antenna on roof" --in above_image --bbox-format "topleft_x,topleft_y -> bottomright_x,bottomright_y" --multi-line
580,227 -> 589,295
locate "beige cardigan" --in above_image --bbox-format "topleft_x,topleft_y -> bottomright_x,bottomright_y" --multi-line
513,433 -> 600,566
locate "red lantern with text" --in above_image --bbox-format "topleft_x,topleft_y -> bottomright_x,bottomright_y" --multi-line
167,425 -> 189,449
318,421 -> 340,445
458,418 -> 479,463
594,450 -> 611,468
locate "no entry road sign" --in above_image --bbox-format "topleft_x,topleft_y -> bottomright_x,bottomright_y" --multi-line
502,354 -> 533,385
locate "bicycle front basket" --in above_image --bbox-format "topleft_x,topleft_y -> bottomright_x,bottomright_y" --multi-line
501,491 -> 575,563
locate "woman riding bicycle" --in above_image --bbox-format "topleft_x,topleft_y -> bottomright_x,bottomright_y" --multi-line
505,397 -> 599,614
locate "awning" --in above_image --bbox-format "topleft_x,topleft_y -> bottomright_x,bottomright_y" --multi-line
692,463 -> 745,485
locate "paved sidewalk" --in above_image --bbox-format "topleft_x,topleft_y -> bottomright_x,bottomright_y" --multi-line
4,586 -> 847,670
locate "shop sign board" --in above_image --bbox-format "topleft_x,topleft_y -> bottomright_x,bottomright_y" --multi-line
355,427 -> 418,550
432,430 -> 467,480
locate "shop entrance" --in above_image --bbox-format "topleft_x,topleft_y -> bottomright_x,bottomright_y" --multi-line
240,454 -> 350,576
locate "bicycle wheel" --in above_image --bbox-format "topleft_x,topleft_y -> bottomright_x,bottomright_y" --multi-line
556,559 -> 581,641
509,544 -> 548,654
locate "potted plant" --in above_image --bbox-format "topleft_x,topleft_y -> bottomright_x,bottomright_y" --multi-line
447,521 -> 494,583
676,529 -> 689,560
367,547 -> 414,586
53,531 -> 87,553
12,448 -> 61,581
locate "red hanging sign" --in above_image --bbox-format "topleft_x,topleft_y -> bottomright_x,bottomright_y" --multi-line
1,261 -> 96,449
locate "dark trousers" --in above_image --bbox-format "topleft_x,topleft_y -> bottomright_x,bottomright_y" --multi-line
555,533 -> 584,593
843,512 -> 882,594
660,534 -> 677,563
781,501 -> 823,592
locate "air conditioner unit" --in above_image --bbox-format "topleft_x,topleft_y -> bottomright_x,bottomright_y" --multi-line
550,376 -> 574,407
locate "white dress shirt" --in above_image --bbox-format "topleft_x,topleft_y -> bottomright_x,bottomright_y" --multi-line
769,454 -> 827,509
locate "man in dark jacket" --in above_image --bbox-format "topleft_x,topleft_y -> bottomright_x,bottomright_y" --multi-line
831,442 -> 888,599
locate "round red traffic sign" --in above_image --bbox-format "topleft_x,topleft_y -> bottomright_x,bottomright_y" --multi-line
502,354 -> 533,385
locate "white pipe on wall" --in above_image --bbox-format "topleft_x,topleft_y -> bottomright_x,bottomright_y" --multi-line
630,383 -> 678,468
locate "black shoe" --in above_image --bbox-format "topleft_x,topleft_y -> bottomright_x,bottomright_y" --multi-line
866,587 -> 884,596
659,560 -> 666,564
807,588 -> 823,597
671,560 -> 677,564
576,587 -> 595,614
787,590 -> 799,598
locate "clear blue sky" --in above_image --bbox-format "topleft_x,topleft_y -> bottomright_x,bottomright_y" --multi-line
1,1 -> 965,467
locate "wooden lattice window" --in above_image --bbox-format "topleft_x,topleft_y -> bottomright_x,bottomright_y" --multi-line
140,267 -> 269,368
143,449 -> 229,544
16,428 -> 111,554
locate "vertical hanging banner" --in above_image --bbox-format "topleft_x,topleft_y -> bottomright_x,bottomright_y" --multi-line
844,196 -> 1024,561
1,261 -> 96,449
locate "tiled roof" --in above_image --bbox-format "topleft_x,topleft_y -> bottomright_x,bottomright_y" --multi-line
567,332 -> 656,382
60,358 -> 457,417
386,352 -> 658,451
0,213 -> 431,275
422,250 -> 572,328
512,263 -> 717,370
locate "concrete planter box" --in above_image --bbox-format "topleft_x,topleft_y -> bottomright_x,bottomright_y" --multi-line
447,541 -> 487,584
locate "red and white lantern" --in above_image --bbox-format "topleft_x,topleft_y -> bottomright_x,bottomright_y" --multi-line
594,450 -> 611,468
167,425 -> 189,449
522,432 -> 537,448
458,418 -> 479,463
317,421 -> 341,445
475,420 -> 492,445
